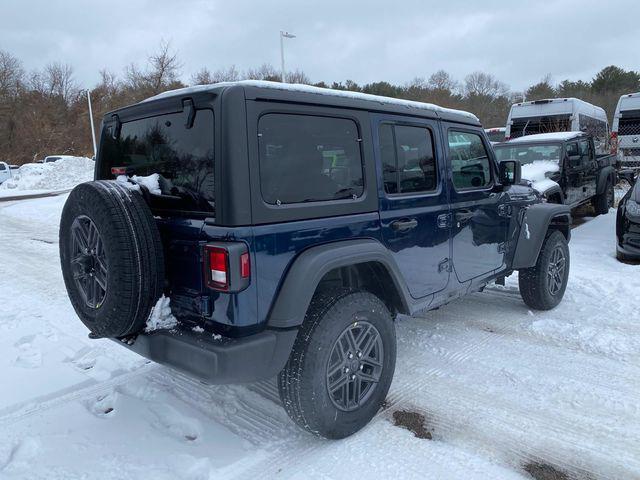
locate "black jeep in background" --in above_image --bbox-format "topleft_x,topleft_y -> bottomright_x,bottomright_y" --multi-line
59,81 -> 572,439
494,132 -> 617,214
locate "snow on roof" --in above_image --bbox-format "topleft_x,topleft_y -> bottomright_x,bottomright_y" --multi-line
504,132 -> 585,144
143,80 -> 479,121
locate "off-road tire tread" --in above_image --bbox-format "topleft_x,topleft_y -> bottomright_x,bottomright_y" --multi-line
518,230 -> 569,311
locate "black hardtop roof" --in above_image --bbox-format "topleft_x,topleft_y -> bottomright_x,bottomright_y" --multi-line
107,80 -> 481,127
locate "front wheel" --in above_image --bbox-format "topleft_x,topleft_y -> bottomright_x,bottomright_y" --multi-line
593,180 -> 614,215
278,289 -> 396,439
518,230 -> 570,310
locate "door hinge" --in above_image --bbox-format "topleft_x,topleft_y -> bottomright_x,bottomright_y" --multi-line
497,204 -> 513,217
438,258 -> 453,273
437,213 -> 452,229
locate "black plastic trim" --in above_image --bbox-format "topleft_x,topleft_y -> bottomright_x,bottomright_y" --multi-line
114,326 -> 298,384
267,239 -> 412,328
512,203 -> 571,269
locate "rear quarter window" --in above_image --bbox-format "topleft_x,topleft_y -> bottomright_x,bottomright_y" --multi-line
257,114 -> 364,205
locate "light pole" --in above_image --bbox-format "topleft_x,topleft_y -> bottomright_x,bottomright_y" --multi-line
87,90 -> 97,158
280,30 -> 296,83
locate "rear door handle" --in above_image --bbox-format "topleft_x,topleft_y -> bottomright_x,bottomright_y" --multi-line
391,218 -> 418,232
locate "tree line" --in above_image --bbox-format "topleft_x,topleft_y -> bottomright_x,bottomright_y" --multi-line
1,41 -> 639,165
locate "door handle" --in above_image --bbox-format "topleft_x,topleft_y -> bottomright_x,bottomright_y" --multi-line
391,218 -> 418,232
455,209 -> 475,223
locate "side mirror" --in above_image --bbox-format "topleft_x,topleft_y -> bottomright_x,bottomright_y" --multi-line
499,159 -> 521,186
568,154 -> 582,167
619,169 -> 637,186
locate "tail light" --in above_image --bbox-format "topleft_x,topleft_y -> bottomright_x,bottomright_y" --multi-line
204,242 -> 250,292
611,132 -> 618,155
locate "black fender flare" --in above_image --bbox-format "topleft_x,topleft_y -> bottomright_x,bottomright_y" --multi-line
267,239 -> 412,328
596,166 -> 616,195
512,203 -> 571,269
541,184 -> 564,204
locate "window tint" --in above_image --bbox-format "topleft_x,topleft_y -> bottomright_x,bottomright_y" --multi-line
448,131 -> 492,190
100,109 -> 215,213
378,124 -> 437,194
258,114 -> 364,204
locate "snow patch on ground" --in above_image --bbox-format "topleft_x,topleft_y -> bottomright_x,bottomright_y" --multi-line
0,157 -> 94,191
145,295 -> 178,332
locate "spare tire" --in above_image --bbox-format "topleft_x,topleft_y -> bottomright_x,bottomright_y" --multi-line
59,180 -> 165,338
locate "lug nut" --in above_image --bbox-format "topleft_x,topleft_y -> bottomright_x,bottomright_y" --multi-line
344,367 -> 350,373
357,351 -> 362,358
350,374 -> 356,380
347,353 -> 354,359
359,364 -> 364,370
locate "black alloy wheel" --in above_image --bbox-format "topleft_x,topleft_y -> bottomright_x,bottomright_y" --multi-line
326,320 -> 384,412
70,215 -> 108,308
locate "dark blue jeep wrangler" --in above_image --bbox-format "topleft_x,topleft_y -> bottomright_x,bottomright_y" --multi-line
59,81 -> 571,439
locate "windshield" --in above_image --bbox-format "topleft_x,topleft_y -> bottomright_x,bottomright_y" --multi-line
494,144 -> 562,165
99,109 -> 215,214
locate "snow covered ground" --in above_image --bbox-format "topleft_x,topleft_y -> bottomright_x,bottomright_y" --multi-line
0,195 -> 639,480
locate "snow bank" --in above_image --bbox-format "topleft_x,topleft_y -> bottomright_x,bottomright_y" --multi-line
0,156 -> 94,191
507,132 -> 584,143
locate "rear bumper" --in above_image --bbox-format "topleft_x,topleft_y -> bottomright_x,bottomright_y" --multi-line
114,326 -> 298,384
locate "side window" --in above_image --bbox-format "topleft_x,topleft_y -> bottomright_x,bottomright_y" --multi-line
448,130 -> 492,190
566,142 -> 579,157
258,114 -> 364,205
578,139 -> 590,162
0,163 -> 5,171
378,123 -> 438,195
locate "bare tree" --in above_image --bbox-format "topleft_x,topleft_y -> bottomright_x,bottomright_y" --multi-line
464,71 -> 508,98
0,50 -> 24,98
245,63 -> 280,81
428,70 -> 458,93
146,40 -> 182,93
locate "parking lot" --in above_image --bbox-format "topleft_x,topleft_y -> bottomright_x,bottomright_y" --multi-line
0,192 -> 637,480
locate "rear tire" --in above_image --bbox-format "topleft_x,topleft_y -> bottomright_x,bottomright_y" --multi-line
278,289 -> 396,439
518,230 -> 570,311
593,180 -> 614,215
59,180 -> 165,338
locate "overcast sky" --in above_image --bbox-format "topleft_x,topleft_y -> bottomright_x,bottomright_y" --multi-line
1,0 -> 639,92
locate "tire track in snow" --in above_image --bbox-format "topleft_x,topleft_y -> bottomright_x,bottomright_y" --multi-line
383,310 -> 640,480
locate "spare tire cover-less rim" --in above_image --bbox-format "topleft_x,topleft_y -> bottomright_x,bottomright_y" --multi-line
70,215 -> 108,309
59,180 -> 165,338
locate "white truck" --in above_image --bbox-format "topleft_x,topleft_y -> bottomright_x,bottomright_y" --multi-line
0,162 -> 12,185
505,98 -> 610,155
612,92 -> 640,170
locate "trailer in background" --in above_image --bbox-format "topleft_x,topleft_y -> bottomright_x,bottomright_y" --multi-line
505,98 -> 609,155
612,92 -> 640,170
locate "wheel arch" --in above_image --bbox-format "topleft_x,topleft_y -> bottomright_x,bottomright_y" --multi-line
596,166 -> 616,195
512,203 -> 571,270
267,240 -> 411,329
